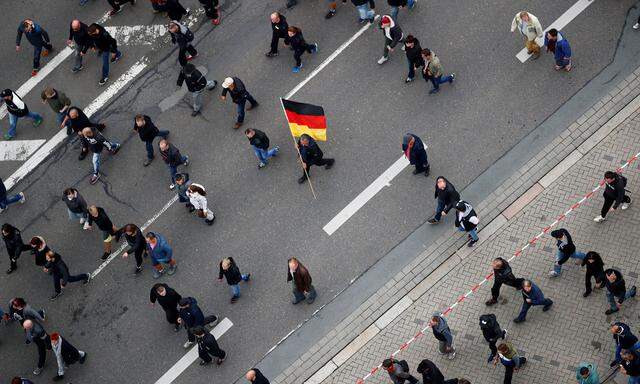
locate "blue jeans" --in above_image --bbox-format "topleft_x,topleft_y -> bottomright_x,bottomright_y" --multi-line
101,50 -> 121,79
168,156 -> 188,183
56,111 -> 71,131
230,274 -> 249,297
407,61 -> 416,80
390,0 -> 414,20
145,130 -> 170,159
8,112 -> 43,138
356,4 -> 374,20
0,193 -> 22,210
553,250 -> 586,274
92,152 -> 101,175
607,286 -> 637,311
433,199 -> 446,221
235,94 -> 257,124
67,209 -> 88,221
458,226 -> 478,241
253,146 -> 278,164
629,375 -> 640,384
429,74 -> 454,90
516,298 -> 553,321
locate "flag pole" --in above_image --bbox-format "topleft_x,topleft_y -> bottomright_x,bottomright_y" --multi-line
280,98 -> 317,200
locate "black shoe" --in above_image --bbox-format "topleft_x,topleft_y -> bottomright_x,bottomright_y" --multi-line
49,292 -> 62,301
298,175 -> 308,184
78,150 -> 88,161
265,52 -> 278,57
424,165 -> 430,176
582,290 -> 591,297
186,203 -> 196,213
6,267 -> 16,274
412,168 -> 422,175
191,110 -> 201,117
101,252 -> 110,260
611,359 -> 619,367
134,266 -> 143,275
99,77 -> 109,86
485,298 -> 498,306
325,10 -> 336,19
230,295 -> 239,304
325,159 -> 335,169
83,274 -> 91,284
427,218 -> 439,224
71,65 -> 84,73
286,0 -> 297,8
79,352 -> 87,364
542,302 -> 552,311
513,317 -> 525,324
605,308 -> 619,315
467,239 -> 478,247
199,359 -> 211,366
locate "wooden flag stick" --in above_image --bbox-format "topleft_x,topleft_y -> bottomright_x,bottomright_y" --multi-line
280,98 -> 317,200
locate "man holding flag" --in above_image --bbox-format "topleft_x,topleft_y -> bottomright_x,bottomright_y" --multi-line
297,134 -> 334,184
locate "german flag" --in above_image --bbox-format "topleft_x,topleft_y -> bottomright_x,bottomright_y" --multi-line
281,98 -> 327,141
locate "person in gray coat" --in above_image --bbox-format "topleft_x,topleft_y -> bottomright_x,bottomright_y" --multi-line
428,312 -> 456,359
381,358 -> 419,384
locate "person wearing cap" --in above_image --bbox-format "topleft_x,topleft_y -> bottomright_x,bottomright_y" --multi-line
454,200 -> 479,247
266,12 -> 289,57
159,138 -> 189,190
133,114 -> 170,166
377,15 -> 403,65
193,325 -> 227,365
16,19 -> 54,77
50,331 -> 87,381
80,127 -> 121,185
548,228 -> 585,278
169,20 -> 196,66
402,133 -> 429,176
2,89 -> 43,140
23,319 -> 51,376
403,35 -> 424,83
351,0 -> 377,24
421,49 -> 455,94
297,134 -> 335,184
287,26 -> 319,73
220,77 -> 259,129
245,128 -> 280,168
41,87 -> 71,131
246,368 -> 270,384
177,63 -> 218,117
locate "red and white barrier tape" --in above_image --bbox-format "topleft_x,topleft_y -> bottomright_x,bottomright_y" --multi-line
356,151 -> 640,383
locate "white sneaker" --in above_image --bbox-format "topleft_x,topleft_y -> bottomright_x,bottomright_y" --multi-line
169,183 -> 176,190
83,221 -> 91,230
33,367 -> 43,375
447,352 -> 456,360
502,329 -> 508,339
377,56 -> 388,65
183,341 -> 194,349
621,202 -> 630,210
401,44 -> 406,51
593,215 -> 606,222
18,192 -> 25,204
548,270 -> 560,277
634,23 -> 640,30
80,217 -> 86,224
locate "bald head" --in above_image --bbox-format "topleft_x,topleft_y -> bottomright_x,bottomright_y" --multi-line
245,370 -> 256,381
81,127 -> 94,137
270,12 -> 280,23
23,319 -> 33,329
71,19 -> 81,31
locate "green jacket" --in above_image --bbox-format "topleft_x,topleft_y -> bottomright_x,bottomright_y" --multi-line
426,55 -> 443,78
575,363 -> 599,384
41,89 -> 71,114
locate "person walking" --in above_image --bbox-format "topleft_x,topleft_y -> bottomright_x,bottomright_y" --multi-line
377,15 -> 403,65
220,77 -> 259,129
388,0 -> 415,21
23,319 -> 51,376
402,133 -> 429,175
134,114 -> 169,166
403,35 -> 424,83
116,224 -> 146,274
199,0 -> 221,25
87,23 -> 122,85
86,205 -> 118,260
165,0 -> 188,21
287,26 -> 319,73
67,19 -> 92,73
245,128 -> 279,168
174,173 -> 193,211
427,176 -> 460,224
50,332 -> 87,381
510,11 -> 543,59
64,107 -> 105,160
494,342 -> 526,384
610,322 -> 640,368
44,250 -> 91,301
620,349 -> 640,384
192,325 -> 227,365
0,176 -> 26,213
428,313 -> 456,359
29,236 -> 50,267
150,283 -> 182,331
266,12 -> 289,57
186,184 -> 215,225
287,257 -> 317,304
582,251 -> 605,297
2,89 -> 43,140
479,313 -> 507,362
594,171 -> 631,222
218,257 -> 250,303
159,138 -> 189,189
576,362 -> 599,384
548,228 -> 586,277
246,368 -> 270,384
16,19 -> 54,76
2,224 -> 30,274
351,0 -> 377,24
177,63 -> 218,117
416,359 -> 465,384
454,201 -> 479,247
513,279 -> 553,323
63,188 -> 89,226
6,297 -> 46,325
107,0 -> 136,16
146,232 -> 177,278
80,127 -> 121,184
297,134 -> 335,184
41,87 -> 71,131
421,49 -> 455,94
381,358 -> 419,384
604,268 -> 637,315
169,21 -> 197,66
544,28 -> 572,72
178,297 -> 218,348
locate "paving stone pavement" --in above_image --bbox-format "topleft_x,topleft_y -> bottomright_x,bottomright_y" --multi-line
321,104 -> 640,383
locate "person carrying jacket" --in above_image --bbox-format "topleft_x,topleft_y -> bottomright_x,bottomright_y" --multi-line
86,205 -> 118,260
287,257 -> 316,304
351,0 -> 376,24
29,236 -> 50,267
199,0 -> 221,25
87,23 -> 122,85
174,173 -> 193,210
387,0 -> 415,21
44,251 -> 90,301
266,12 -> 289,57
1,89 -> 43,140
150,283 -> 182,331
377,15 -> 403,65
50,332 -> 87,381
494,342 -> 526,384
68,20 -> 92,73
510,11 -> 543,59
159,139 -> 189,189
421,49 -> 455,94
297,134 -> 335,184
145,232 -> 177,278
23,319 -> 51,376
177,63 -> 218,116
513,279 -> 552,323
287,26 -> 319,73
218,257 -> 250,303
428,313 -> 455,359
116,224 -> 146,274
381,358 -> 419,384
16,19 -> 53,76
575,362 -> 599,384
220,77 -> 259,129
62,188 -> 89,225
193,325 -> 227,365
604,268 -> 637,315
594,171 -> 631,222
544,28 -> 571,72
403,35 -> 424,83
178,297 -> 218,348
169,20 -> 196,66
80,127 -> 121,185
610,322 -> 640,366
548,228 -> 586,277
454,201 -> 479,247
245,128 -> 280,168
402,133 -> 429,175
428,176 -> 460,224
41,87 -> 71,130
582,251 -> 605,297
186,183 -> 215,225
134,114 -> 169,166
2,223 -> 30,274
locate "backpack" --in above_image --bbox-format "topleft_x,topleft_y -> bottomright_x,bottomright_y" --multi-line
185,27 -> 194,42
398,360 -> 410,372
620,175 -> 628,188
479,314 -> 502,339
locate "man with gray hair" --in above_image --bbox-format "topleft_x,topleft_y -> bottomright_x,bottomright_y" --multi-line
23,319 -> 51,376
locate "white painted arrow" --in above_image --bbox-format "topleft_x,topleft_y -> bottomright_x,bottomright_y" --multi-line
0,140 -> 46,161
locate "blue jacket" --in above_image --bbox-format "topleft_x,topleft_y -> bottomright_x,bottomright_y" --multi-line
521,281 -> 547,305
544,32 -> 571,63
576,362 -> 599,384
178,297 -> 205,328
16,22 -> 49,47
147,232 -> 173,263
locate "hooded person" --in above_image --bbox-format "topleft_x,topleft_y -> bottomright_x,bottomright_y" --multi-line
187,183 -> 215,225
575,362 -> 599,384
377,15 -> 403,65
2,223 -> 30,274
427,176 -> 460,224
582,251 -> 605,297
402,133 -> 429,176
150,283 -> 183,331
428,312 -> 455,359
454,201 -> 479,247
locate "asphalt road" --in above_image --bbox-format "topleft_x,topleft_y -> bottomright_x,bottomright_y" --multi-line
0,0 -> 638,383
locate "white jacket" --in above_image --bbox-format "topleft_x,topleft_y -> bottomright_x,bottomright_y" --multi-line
187,191 -> 208,211
510,12 -> 543,41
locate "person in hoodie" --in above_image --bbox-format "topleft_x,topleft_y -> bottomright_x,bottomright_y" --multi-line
86,205 -> 118,260
199,0 -> 221,25
377,15 -> 403,65
421,49 -> 455,94
494,342 -> 526,384
620,350 -> 640,384
41,87 -> 71,130
604,268 -> 636,315
594,171 -> 631,222
402,133 -> 429,176
87,23 -> 122,85
287,26 -> 319,73
387,0 -> 415,22
513,279 -> 552,323
266,12 -> 290,57
177,63 -> 218,117
50,332 -> 87,381
403,35 -> 424,83
246,368 -> 270,384
64,107 -> 105,161
187,184 -> 215,225
193,325 -> 227,365
582,251 -> 605,297
169,21 -> 197,67
29,236 -> 50,267
146,232 -> 177,278
544,28 -> 571,72
351,0 -> 377,24
427,176 -> 460,224
62,188 -> 89,225
428,313 -> 455,359
0,176 -> 26,213
23,319 -> 51,376
510,11 -> 543,59
1,89 -> 43,140
297,134 -> 335,184
220,77 -> 259,129
116,224 -> 146,274
479,313 -> 506,362
178,297 -> 218,348
575,362 -> 599,384
80,127 -> 121,185
67,19 -> 92,73
44,250 -> 90,301
245,128 -> 280,168
548,228 -> 586,277
150,283 -> 182,331
6,297 -> 46,325
416,359 -> 466,384
107,0 -> 136,16
16,19 -> 54,76
610,322 -> 640,367
134,114 -> 170,166
218,257 -> 251,303
454,201 -> 479,247
2,224 -> 30,274
381,358 -> 419,384
159,138 -> 189,190
174,173 -> 193,211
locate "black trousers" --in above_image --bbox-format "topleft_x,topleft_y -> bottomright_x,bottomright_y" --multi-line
503,357 -> 526,384
293,45 -> 313,67
601,195 -> 631,217
199,344 -> 226,362
178,45 -> 198,67
491,278 -> 524,300
108,0 -> 135,11
53,272 -> 88,293
34,335 -> 52,368
164,307 -> 179,325
270,30 -> 289,54
202,2 -> 219,19
302,158 -> 334,178
7,243 -> 30,270
585,270 -> 605,293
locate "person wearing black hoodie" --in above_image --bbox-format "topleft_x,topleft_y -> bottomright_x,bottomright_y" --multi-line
134,114 -> 169,166
199,0 -> 220,25
29,236 -> 50,267
169,21 -> 196,67
486,257 -> 523,306
1,89 -> 43,140
67,19 -> 92,73
610,322 -> 640,366
403,35 -> 424,83
548,228 -> 585,278
87,205 -> 118,260
427,176 -> 460,224
246,368 -> 270,384
64,106 -> 105,160
297,134 -> 335,184
604,268 -> 636,315
594,171 -> 632,222
454,201 -> 479,247
287,26 -> 319,73
377,15 -> 403,65
192,325 -> 226,365
245,128 -> 280,168
416,359 -> 463,384
582,251 -> 605,297
402,133 -> 429,176
177,63 -> 218,116
116,224 -> 147,274
178,297 -> 218,348
150,283 -> 182,331
80,127 -> 121,185
218,257 -> 251,303
87,23 -> 122,85
266,12 -> 289,57
44,250 -> 90,301
2,223 -> 30,274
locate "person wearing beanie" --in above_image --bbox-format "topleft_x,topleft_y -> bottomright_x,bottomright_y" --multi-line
428,313 -> 456,359
266,12 -> 290,57
220,76 -> 259,129
387,0 -> 416,21
548,228 -> 586,278
169,20 -> 197,66
16,19 -> 54,77
186,183 -> 215,225
177,63 -> 218,116
2,89 -> 43,140
245,128 -> 280,168
351,0 -> 377,24
246,368 -> 270,384
193,325 -> 227,365
50,331 -> 87,381
454,201 -> 479,247
427,176 -> 460,224
199,0 -> 221,25
582,251 -> 605,298
403,35 -> 424,83
377,15 -> 403,65
421,49 -> 455,94
150,283 -> 183,332
297,134 -> 335,184
402,133 -> 429,176
287,26 -> 319,73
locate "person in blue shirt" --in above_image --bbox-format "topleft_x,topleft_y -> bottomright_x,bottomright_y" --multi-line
513,279 -> 553,323
145,232 -> 177,278
16,19 -> 53,76
544,28 -> 572,72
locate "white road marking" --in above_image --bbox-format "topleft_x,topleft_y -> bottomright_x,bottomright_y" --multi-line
105,25 -> 169,46
516,0 -> 594,63
153,317 -> 234,384
0,140 -> 46,161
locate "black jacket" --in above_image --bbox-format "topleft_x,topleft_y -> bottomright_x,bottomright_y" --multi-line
621,352 -> 640,376
603,174 -> 627,208
116,225 -> 146,256
197,332 -> 222,353
83,130 -> 111,153
0,176 -> 6,201
89,23 -> 118,53
405,38 -> 424,68
45,253 -> 72,283
351,0 -> 375,6
177,67 -> 207,92
134,115 -> 160,142
613,322 -> 639,349
160,143 -> 183,166
250,368 -> 270,384
550,229 -> 576,261
382,24 -> 403,48
433,177 -> 460,213
494,258 -> 517,284
582,253 -> 605,277
68,21 -> 92,52
417,359 -> 445,384
288,31 -> 307,51
219,257 -> 243,285
221,77 -> 249,104
2,225 -> 26,261
271,15 -> 289,35
454,201 -> 478,231
166,0 -> 187,21
604,269 -> 627,302
178,297 -> 205,328
170,28 -> 190,49
88,207 -> 114,232
32,242 -> 50,267
67,107 -> 100,135
248,129 -> 270,150
4,92 -> 29,117
402,134 -> 427,166
57,336 -> 82,365
63,189 -> 88,215
298,137 -> 324,165
150,284 -> 182,311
